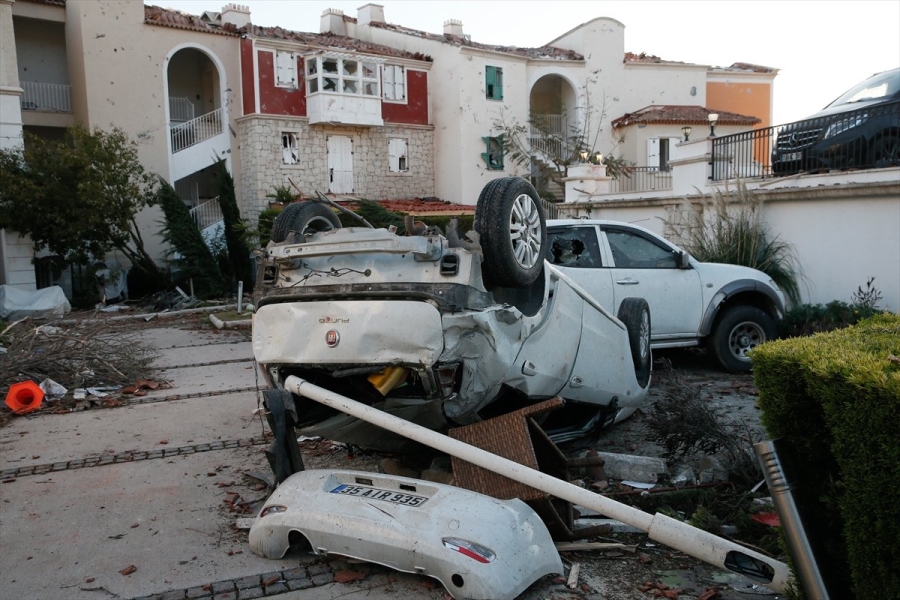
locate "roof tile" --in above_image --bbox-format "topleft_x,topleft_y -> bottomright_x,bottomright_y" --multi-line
611,105 -> 761,128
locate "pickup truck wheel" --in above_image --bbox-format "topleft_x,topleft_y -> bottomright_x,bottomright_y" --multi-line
271,202 -> 341,244
475,177 -> 546,287
617,298 -> 651,388
710,306 -> 776,373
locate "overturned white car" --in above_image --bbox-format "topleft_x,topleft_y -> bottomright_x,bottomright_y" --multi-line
252,178 -> 650,465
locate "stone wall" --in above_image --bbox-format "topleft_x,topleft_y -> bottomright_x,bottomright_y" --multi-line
238,116 -> 434,218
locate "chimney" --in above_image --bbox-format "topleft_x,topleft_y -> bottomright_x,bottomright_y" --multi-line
443,19 -> 463,37
357,3 -> 385,26
320,8 -> 346,36
221,3 -> 251,28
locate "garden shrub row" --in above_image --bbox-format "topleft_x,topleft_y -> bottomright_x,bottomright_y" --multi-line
752,313 -> 900,599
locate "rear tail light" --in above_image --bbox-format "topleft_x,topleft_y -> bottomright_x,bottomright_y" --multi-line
442,538 -> 496,563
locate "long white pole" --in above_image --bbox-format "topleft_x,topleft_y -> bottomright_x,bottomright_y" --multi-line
284,376 -> 789,593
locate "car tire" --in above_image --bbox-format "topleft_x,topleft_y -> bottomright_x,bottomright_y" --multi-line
710,305 -> 777,373
474,177 -> 546,287
270,202 -> 341,244
617,298 -> 651,388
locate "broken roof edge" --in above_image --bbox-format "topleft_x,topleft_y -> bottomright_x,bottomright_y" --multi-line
544,16 -> 625,48
610,105 -> 762,129
144,4 -> 241,37
246,25 -> 433,62
366,21 -> 583,61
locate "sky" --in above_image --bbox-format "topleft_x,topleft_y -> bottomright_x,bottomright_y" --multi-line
150,0 -> 900,125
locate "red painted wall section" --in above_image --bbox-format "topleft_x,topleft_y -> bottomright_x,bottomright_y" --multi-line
257,50 -> 306,117
240,39 -> 255,115
382,69 -> 429,125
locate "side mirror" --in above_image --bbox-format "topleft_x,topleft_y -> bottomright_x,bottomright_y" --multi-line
675,250 -> 690,269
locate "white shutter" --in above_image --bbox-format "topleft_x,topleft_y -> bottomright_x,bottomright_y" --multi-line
383,66 -> 395,100
276,51 -> 296,87
388,138 -> 399,172
647,137 -> 660,168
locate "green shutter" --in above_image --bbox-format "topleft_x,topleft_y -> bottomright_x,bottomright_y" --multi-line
485,66 -> 503,101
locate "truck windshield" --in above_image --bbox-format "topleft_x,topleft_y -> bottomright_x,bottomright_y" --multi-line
827,68 -> 900,107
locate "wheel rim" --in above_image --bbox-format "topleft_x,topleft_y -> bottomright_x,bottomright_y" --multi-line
639,309 -> 650,359
508,193 -> 542,269
728,320 -> 766,361
302,216 -> 336,236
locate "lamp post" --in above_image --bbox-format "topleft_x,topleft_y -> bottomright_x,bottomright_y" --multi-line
708,113 -> 718,137
681,126 -> 692,142
595,152 -> 603,164
579,150 -> 589,163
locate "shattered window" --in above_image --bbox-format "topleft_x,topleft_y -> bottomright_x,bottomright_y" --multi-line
282,132 -> 300,165
481,135 -> 504,170
305,56 -> 381,98
548,228 -> 603,268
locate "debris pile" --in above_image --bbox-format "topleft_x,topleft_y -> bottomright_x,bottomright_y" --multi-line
0,318 -> 160,421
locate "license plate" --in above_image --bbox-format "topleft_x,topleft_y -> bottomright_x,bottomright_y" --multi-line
780,151 -> 802,162
330,484 -> 428,507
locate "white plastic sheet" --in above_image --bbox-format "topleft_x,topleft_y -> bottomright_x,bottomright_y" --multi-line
0,285 -> 71,321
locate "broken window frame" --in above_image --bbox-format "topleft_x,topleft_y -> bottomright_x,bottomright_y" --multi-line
388,137 -> 409,173
306,54 -> 380,98
485,66 -> 504,101
481,135 -> 505,170
282,131 -> 301,165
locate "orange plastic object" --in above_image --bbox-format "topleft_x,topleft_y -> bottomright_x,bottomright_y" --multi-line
5,381 -> 44,415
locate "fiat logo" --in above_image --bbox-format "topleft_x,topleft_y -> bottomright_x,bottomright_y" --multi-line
325,330 -> 340,347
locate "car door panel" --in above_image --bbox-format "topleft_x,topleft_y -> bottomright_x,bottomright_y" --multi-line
601,227 -> 702,339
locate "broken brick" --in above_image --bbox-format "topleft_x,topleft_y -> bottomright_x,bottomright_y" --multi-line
333,570 -> 366,583
119,565 -> 137,576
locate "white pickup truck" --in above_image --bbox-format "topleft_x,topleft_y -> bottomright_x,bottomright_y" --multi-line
252,178 -> 651,459
546,219 -> 785,372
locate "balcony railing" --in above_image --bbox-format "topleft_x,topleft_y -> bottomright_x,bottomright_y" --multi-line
170,108 -> 224,153
168,96 -> 195,122
530,113 -> 571,160
188,197 -> 223,230
711,100 -> 900,181
609,166 -> 673,194
20,81 -> 72,112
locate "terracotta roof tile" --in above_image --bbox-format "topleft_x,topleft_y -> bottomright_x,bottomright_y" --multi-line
247,26 -> 432,61
611,105 -> 761,128
368,22 -> 583,61
144,5 -> 240,36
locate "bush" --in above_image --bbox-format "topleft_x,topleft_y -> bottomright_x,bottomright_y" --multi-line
665,181 -> 803,306
753,314 -> 900,599
779,277 -> 885,338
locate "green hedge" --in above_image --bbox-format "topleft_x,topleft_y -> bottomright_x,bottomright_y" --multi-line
752,314 -> 900,599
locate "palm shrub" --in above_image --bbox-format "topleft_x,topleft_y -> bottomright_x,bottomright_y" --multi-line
665,181 -> 803,306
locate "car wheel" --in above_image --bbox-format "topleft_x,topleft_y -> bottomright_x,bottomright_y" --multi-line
617,298 -> 651,388
872,134 -> 900,168
474,177 -> 546,287
270,202 -> 341,244
710,306 -> 777,373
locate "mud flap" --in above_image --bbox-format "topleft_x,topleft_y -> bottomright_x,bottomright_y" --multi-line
263,389 -> 305,484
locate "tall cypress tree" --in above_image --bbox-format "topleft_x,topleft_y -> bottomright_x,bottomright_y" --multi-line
156,178 -> 226,298
215,160 -> 252,289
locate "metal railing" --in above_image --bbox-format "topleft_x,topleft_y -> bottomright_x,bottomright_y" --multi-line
20,81 -> 72,112
541,198 -> 560,220
170,108 -> 224,153
530,114 -> 570,160
609,167 -> 673,194
711,100 -> 900,181
189,197 -> 223,230
168,96 -> 195,122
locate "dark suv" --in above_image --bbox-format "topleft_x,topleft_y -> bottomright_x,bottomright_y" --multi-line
772,68 -> 900,175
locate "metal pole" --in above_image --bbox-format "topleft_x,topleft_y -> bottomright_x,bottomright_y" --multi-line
237,281 -> 243,313
283,376 -> 789,593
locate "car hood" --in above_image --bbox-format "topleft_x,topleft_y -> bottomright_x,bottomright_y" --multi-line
691,259 -> 777,289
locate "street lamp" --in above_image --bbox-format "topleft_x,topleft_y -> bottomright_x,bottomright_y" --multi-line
708,113 -> 718,137
579,150 -> 589,162
681,125 -> 692,142
595,152 -> 604,164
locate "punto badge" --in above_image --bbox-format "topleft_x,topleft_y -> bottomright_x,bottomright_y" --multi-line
325,330 -> 340,347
